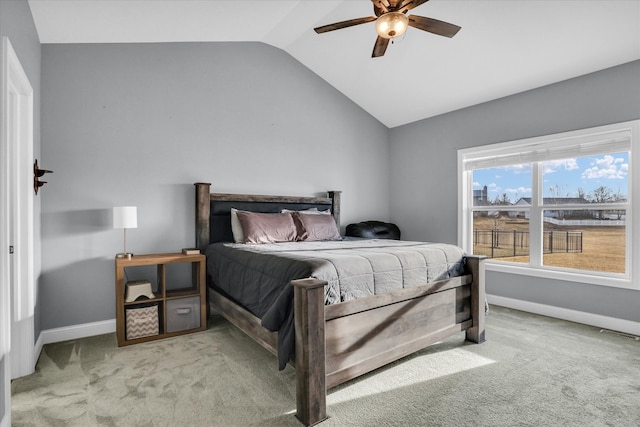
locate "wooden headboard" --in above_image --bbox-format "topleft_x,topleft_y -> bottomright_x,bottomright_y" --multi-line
194,183 -> 341,249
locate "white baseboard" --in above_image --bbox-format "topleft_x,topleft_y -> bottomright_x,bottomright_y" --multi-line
34,319 -> 116,363
31,298 -> 640,363
487,294 -> 640,336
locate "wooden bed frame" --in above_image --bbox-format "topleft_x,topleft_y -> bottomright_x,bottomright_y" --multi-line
194,183 -> 486,426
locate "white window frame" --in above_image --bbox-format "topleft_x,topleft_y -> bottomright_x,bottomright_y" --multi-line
458,120 -> 639,290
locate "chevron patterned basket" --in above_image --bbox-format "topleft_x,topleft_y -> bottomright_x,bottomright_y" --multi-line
126,305 -> 159,340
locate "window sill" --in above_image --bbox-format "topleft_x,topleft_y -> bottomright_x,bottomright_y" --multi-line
486,261 -> 636,290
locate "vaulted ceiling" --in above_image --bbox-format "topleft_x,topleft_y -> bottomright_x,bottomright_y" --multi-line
28,0 -> 640,128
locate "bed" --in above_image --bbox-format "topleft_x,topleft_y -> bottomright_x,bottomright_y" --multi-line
194,183 -> 486,426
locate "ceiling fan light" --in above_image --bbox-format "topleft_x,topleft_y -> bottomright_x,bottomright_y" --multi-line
375,12 -> 409,39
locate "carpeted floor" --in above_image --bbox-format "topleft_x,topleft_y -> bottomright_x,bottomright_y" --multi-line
11,306 -> 640,426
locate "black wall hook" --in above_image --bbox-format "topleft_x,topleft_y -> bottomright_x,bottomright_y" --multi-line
34,159 -> 53,195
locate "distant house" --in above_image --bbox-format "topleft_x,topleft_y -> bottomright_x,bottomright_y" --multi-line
513,197 -> 593,219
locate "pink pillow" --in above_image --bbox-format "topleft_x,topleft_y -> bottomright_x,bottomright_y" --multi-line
236,211 -> 298,244
293,212 -> 341,242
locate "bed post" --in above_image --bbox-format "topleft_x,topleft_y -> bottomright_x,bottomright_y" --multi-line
327,191 -> 341,232
465,255 -> 486,343
292,278 -> 328,426
194,182 -> 211,250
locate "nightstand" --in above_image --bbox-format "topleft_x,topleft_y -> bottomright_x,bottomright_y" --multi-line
115,253 -> 207,346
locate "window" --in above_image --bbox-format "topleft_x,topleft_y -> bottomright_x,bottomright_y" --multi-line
458,120 -> 639,289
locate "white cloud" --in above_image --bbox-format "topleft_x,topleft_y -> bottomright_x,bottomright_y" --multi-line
502,164 -> 530,174
582,154 -> 628,180
543,158 -> 579,174
505,186 -> 532,195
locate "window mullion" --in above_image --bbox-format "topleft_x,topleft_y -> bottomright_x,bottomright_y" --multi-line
530,162 -> 543,266
459,169 -> 473,250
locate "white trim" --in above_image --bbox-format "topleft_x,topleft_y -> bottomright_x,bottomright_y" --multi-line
0,406 -> 7,427
487,294 -> 640,336
487,262 -> 634,290
34,319 -> 116,362
0,354 -> 7,427
460,125 -> 631,170
3,37 -> 36,381
0,36 -> 9,427
4,37 -> 34,322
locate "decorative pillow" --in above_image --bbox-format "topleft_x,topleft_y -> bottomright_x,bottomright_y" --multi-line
230,208 -> 245,243
281,208 -> 331,215
293,212 -> 342,242
236,211 -> 298,244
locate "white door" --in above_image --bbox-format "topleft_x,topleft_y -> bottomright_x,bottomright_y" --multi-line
1,36 -> 36,427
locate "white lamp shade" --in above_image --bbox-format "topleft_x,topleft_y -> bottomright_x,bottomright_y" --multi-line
375,12 -> 409,39
113,206 -> 137,229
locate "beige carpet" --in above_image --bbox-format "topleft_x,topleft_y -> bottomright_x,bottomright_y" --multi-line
11,306 -> 640,426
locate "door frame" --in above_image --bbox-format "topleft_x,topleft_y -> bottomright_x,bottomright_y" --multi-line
1,36 -> 36,427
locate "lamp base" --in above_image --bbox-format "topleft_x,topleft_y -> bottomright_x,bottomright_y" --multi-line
116,252 -> 133,260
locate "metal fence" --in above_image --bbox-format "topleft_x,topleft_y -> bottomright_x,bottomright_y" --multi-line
473,229 -> 583,259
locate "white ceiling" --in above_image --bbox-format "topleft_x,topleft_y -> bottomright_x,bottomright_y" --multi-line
28,0 -> 640,128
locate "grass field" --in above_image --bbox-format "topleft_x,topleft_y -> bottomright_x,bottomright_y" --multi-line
473,216 -> 625,274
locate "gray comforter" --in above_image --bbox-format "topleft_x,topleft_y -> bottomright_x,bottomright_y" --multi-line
205,239 -> 467,369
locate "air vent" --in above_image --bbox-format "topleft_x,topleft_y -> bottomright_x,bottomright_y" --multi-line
599,329 -> 640,341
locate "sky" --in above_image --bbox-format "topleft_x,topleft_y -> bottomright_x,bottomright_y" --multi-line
473,152 -> 629,204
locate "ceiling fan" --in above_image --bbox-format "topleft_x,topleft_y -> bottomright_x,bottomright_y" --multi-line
314,0 -> 461,58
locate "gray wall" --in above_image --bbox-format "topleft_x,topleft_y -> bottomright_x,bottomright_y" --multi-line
40,42 -> 390,330
36,38 -> 640,330
0,0 -> 41,418
389,60 -> 640,322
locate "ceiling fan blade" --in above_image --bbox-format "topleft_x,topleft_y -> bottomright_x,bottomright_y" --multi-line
398,0 -> 430,14
371,0 -> 390,15
372,36 -> 390,57
408,15 -> 461,38
314,16 -> 377,34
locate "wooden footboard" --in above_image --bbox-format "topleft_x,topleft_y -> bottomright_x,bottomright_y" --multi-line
465,255 -> 486,344
210,258 -> 486,427
290,256 -> 485,425
293,279 -> 328,425
323,279 -> 473,388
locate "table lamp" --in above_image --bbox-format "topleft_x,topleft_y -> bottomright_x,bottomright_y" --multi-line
113,206 -> 137,259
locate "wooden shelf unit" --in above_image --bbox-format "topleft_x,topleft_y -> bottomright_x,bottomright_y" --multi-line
115,253 -> 207,346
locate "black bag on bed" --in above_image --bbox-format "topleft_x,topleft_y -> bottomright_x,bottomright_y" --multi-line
345,221 -> 401,240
